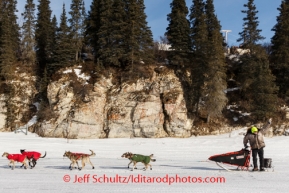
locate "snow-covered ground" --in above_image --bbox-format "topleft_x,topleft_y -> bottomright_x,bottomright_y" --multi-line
0,129 -> 288,193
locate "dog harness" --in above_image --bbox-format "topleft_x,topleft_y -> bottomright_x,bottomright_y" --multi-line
71,153 -> 89,160
7,154 -> 26,162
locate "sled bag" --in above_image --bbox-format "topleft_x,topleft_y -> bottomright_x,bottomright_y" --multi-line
208,149 -> 250,167
264,158 -> 272,168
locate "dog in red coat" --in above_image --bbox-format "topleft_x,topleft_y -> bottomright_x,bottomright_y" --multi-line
20,149 -> 47,168
2,152 -> 28,170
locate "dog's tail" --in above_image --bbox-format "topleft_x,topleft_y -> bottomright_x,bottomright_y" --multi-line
40,151 -> 47,158
89,150 -> 96,157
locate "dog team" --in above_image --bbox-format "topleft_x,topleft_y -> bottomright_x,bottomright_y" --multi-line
2,150 -> 156,171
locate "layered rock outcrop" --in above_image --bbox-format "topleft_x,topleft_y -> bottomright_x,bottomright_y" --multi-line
37,66 -> 193,138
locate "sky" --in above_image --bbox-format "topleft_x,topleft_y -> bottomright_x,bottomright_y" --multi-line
16,0 -> 282,46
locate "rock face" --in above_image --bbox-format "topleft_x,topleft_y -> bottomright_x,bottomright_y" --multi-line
37,66 -> 193,139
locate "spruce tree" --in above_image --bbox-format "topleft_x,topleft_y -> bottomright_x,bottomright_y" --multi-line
123,0 -> 154,71
237,0 -> 278,120
110,0 -> 127,67
135,0 -> 154,65
189,0 -> 208,115
202,0 -> 227,121
237,0 -> 265,48
0,0 -> 20,129
271,0 -> 289,98
239,46 -> 278,119
123,0 -> 139,70
35,0 -> 53,101
85,0 -> 153,70
20,0 -> 36,66
96,0 -> 114,67
166,0 -> 190,66
52,4 -> 73,72
69,0 -> 86,62
35,0 -> 52,78
85,0 -> 101,63
50,15 -> 58,61
0,0 -> 20,77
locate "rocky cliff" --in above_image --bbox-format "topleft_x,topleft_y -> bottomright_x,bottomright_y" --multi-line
35,66 -> 193,138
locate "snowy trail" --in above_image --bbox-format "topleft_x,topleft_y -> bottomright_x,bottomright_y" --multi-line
0,131 -> 288,193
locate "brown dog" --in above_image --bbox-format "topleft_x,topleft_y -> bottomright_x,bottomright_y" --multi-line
121,152 -> 156,171
63,150 -> 95,170
2,152 -> 29,170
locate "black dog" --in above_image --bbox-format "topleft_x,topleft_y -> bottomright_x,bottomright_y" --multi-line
20,149 -> 47,168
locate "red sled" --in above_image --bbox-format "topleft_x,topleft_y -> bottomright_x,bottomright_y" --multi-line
208,149 -> 251,171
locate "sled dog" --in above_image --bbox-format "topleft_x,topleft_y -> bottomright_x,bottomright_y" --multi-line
20,149 -> 47,168
63,150 -> 95,170
121,152 -> 156,171
2,152 -> 29,170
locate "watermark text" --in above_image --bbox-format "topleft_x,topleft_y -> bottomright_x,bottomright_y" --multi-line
63,174 -> 226,185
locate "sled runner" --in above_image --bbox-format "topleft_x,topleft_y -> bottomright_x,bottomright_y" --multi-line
208,148 -> 251,171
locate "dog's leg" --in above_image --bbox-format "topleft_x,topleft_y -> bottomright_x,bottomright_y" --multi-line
29,159 -> 32,168
76,160 -> 81,170
12,161 -> 15,170
8,160 -> 12,168
128,160 -> 132,168
74,160 -> 77,169
33,160 -> 37,168
89,159 -> 94,169
141,162 -> 145,170
128,160 -> 137,169
68,160 -> 74,170
79,160 -> 84,171
73,162 -> 75,170
69,162 -> 74,170
70,160 -> 76,170
149,163 -> 152,170
78,160 -> 83,171
133,162 -> 137,169
26,158 -> 32,168
143,164 -> 148,171
23,161 -> 28,169
131,162 -> 137,171
73,160 -> 78,170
